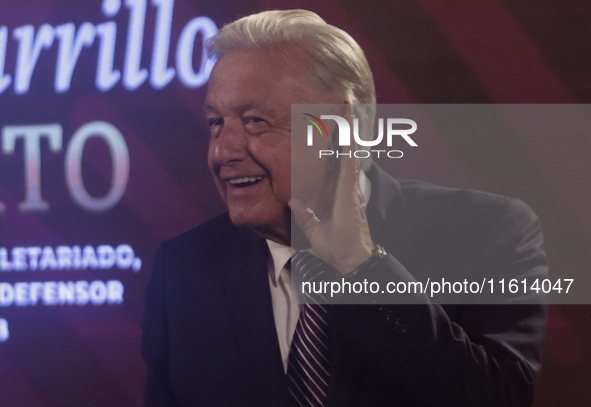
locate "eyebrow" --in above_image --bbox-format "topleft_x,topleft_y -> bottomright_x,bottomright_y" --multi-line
203,104 -> 217,114
203,102 -> 272,115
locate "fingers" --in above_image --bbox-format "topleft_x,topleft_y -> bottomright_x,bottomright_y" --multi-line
334,133 -> 362,208
289,199 -> 320,240
337,104 -> 360,192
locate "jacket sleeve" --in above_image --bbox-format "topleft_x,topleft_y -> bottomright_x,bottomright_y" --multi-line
342,198 -> 548,407
142,244 -> 178,407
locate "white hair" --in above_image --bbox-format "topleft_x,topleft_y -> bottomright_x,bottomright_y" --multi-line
206,9 -> 377,170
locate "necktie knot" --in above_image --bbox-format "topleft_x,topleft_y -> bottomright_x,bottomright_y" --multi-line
291,251 -> 338,305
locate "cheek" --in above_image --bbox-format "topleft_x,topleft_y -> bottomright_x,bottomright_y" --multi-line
275,166 -> 292,198
259,149 -> 291,198
252,137 -> 291,171
264,155 -> 290,195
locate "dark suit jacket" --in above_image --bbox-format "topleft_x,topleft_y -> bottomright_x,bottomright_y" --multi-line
143,164 -> 548,407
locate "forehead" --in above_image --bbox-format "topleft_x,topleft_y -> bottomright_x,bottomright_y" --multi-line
205,50 -> 318,111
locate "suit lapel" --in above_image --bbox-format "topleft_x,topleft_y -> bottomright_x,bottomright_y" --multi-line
324,304 -> 369,407
365,164 -> 409,257
220,227 -> 289,406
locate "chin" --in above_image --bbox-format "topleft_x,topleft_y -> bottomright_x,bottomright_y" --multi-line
228,209 -> 268,229
228,207 -> 288,240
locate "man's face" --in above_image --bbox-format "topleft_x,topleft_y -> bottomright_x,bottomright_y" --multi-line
205,50 -> 331,241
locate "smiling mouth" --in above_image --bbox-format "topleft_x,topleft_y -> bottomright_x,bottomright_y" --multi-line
227,176 -> 265,188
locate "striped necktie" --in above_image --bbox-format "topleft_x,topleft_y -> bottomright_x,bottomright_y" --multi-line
287,251 -> 331,407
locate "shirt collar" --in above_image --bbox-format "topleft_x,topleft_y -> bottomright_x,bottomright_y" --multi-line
266,171 -> 371,285
266,239 -> 294,286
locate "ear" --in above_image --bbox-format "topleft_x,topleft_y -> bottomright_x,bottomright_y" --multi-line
342,100 -> 354,121
327,101 -> 354,148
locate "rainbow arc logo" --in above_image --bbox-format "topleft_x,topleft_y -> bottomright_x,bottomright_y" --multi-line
302,113 -> 328,138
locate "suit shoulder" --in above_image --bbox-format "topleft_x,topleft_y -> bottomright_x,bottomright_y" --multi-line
397,179 -> 538,223
393,180 -> 545,275
158,212 -> 236,256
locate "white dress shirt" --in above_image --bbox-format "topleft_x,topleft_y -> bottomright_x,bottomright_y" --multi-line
266,172 -> 371,373
266,240 -> 298,373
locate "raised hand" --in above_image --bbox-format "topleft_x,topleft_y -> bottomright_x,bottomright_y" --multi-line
290,138 -> 374,276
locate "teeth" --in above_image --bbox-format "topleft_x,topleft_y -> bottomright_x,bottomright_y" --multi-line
228,176 -> 263,185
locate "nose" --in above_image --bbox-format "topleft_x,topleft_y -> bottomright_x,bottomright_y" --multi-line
209,118 -> 248,166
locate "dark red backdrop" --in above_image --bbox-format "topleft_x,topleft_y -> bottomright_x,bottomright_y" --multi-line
0,0 -> 589,406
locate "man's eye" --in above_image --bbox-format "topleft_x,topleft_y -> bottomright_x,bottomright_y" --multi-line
208,118 -> 223,137
208,118 -> 223,127
244,117 -> 265,125
244,117 -> 268,134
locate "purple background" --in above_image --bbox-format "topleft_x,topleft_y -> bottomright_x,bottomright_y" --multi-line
0,0 -> 590,406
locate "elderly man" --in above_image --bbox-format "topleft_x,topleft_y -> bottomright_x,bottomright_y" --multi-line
142,9 -> 547,407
